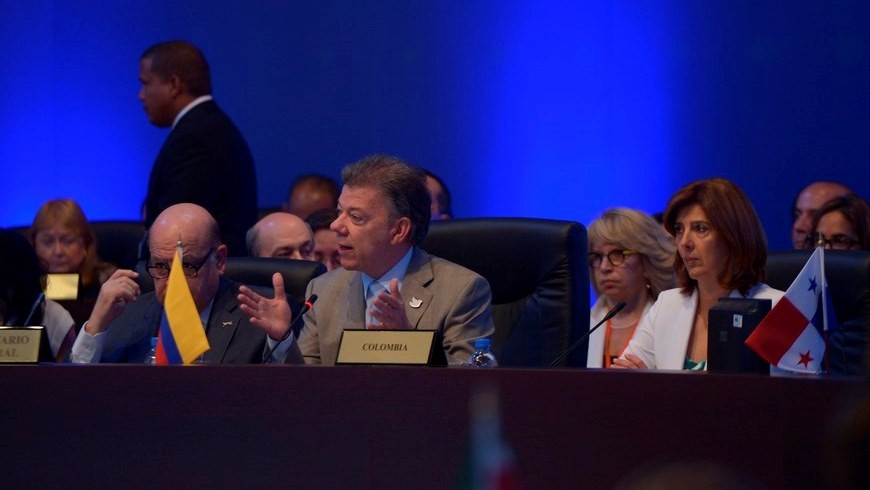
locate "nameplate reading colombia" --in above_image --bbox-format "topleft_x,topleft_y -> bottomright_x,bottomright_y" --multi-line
336,329 -> 438,365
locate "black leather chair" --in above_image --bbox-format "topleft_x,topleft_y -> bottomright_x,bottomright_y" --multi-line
421,218 -> 589,367
136,257 -> 326,303
765,250 -> 870,375
91,220 -> 146,270
224,257 -> 326,302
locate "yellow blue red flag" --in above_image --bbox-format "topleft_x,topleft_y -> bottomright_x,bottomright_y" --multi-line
155,245 -> 210,364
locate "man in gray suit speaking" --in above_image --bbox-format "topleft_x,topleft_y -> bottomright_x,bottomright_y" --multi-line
239,155 -> 494,365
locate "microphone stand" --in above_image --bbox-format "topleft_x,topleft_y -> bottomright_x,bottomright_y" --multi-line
548,301 -> 626,367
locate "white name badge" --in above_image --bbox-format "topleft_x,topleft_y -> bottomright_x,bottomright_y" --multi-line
0,327 -> 44,363
336,329 -> 445,366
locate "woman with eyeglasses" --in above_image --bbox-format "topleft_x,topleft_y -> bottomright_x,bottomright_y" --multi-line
614,178 -> 784,371
586,208 -> 676,368
805,194 -> 870,250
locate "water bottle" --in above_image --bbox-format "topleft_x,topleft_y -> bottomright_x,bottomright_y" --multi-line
467,338 -> 498,367
144,337 -> 158,365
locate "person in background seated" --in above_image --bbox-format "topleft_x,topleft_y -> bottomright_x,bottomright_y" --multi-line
246,212 -> 315,260
614,178 -> 785,371
586,208 -> 676,368
283,174 -> 340,220
29,198 -> 118,326
805,194 -> 870,250
0,229 -> 76,362
307,207 -> 341,271
70,203 -> 301,364
806,194 -> 870,376
239,154 -> 494,365
792,181 -> 851,249
423,169 -> 453,220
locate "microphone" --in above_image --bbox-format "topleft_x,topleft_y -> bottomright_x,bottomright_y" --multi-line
548,301 -> 626,367
22,292 -> 46,326
279,294 -> 318,342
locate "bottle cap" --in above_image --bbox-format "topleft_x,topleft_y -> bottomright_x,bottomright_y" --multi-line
474,338 -> 491,350
151,337 -> 159,347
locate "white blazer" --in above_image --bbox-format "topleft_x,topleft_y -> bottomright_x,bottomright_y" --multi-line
587,297 -> 653,368
622,283 -> 785,370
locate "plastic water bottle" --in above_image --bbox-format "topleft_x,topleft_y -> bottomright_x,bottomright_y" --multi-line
467,338 -> 498,367
144,337 -> 158,365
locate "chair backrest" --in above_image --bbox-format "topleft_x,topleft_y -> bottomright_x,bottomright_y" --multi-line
91,220 -> 145,270
765,250 -> 870,375
136,257 -> 326,304
421,218 -> 589,367
224,257 -> 326,302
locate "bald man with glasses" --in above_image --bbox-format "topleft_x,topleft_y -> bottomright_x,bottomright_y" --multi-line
71,203 -> 302,364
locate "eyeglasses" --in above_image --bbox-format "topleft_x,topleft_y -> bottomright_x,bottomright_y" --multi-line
588,249 -> 641,268
804,232 -> 858,250
146,248 -> 216,279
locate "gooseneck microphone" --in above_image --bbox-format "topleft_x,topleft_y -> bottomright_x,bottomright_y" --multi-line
22,292 -> 46,326
279,294 -> 318,342
548,301 -> 626,367
263,294 -> 318,363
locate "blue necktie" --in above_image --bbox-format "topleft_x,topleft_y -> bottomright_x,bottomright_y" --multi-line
366,281 -> 386,328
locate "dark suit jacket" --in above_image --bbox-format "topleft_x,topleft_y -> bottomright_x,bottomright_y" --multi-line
143,100 -> 257,256
98,278 -> 282,363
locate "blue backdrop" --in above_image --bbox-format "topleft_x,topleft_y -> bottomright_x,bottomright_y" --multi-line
2,0 -> 868,250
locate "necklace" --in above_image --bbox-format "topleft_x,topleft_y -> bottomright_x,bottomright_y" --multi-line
604,319 -> 639,367
610,310 -> 641,329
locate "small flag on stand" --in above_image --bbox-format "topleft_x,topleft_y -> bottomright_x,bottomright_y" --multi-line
745,247 -> 836,374
155,244 -> 210,365
459,385 -> 520,490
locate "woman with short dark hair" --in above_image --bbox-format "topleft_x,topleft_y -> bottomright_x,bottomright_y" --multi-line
614,178 -> 785,370
806,194 -> 870,250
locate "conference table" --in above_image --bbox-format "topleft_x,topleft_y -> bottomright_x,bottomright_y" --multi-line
3,365 -> 864,488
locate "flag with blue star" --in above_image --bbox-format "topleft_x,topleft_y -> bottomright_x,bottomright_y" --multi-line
746,247 -> 836,374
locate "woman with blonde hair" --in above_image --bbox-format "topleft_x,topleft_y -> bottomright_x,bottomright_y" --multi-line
586,208 -> 676,367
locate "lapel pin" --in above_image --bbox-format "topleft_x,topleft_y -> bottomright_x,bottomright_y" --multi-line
409,297 -> 423,308
222,321 -> 233,327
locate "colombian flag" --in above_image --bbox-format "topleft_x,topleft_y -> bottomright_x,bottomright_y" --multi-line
155,246 -> 210,364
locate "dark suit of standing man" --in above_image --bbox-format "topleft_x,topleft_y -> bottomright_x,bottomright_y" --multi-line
139,40 -> 257,256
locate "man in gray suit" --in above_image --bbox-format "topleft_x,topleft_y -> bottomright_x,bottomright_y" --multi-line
71,203 -> 299,364
239,155 -> 494,365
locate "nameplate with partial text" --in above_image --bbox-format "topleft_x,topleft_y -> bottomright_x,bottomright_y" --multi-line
336,329 -> 441,365
0,327 -> 44,363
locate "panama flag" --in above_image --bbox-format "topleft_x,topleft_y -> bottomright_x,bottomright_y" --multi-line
746,247 -> 835,374
155,245 -> 210,365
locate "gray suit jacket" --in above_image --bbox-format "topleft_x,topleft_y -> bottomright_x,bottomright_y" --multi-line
295,248 -> 495,365
98,278 -> 291,363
